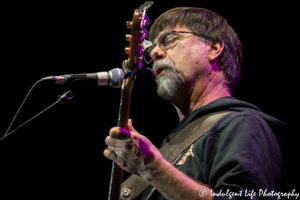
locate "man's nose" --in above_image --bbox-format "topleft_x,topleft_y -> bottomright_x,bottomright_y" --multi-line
150,45 -> 167,61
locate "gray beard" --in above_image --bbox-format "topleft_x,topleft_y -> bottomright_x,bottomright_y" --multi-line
156,69 -> 184,100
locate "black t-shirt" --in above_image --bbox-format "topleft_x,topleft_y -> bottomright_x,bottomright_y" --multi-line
138,97 -> 286,200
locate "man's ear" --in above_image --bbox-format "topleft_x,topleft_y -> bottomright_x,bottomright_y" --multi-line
208,40 -> 224,62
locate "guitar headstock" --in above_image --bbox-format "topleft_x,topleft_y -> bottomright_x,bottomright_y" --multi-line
123,2 -> 152,75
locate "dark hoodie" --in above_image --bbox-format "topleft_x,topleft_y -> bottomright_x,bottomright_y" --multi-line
140,97 -> 287,200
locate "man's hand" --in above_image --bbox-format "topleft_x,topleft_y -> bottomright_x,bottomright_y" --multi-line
103,119 -> 163,179
104,120 -> 213,200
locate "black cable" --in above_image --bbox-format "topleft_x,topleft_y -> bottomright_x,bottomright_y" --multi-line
0,90 -> 73,142
0,77 -> 73,142
3,79 -> 43,138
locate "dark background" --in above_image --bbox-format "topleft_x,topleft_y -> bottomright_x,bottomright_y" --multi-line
1,0 -> 298,199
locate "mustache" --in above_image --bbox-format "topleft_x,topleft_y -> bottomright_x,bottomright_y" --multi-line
152,60 -> 175,72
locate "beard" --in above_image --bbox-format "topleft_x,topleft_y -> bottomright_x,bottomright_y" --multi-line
153,60 -> 184,100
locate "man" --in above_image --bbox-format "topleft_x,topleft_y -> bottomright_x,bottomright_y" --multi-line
104,7 -> 285,200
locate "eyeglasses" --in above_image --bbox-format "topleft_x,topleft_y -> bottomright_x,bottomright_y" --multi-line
148,30 -> 207,54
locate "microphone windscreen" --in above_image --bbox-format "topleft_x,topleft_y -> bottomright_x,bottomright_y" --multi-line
109,68 -> 124,88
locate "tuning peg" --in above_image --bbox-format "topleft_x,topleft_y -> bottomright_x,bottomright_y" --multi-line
137,43 -> 144,51
122,59 -> 129,72
143,28 -> 149,39
144,14 -> 150,25
125,47 -> 131,55
125,34 -> 132,42
137,56 -> 144,68
138,55 -> 143,61
126,21 -> 132,29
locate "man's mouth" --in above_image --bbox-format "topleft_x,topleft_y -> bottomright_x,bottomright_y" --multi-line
155,66 -> 168,77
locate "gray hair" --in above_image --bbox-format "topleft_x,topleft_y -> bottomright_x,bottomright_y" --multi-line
149,7 -> 243,92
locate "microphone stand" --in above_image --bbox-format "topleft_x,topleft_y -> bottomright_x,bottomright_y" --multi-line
0,90 -> 74,142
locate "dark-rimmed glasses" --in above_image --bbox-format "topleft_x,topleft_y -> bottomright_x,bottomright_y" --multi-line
148,30 -> 208,54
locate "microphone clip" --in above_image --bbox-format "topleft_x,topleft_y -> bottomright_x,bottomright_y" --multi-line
58,90 -> 74,104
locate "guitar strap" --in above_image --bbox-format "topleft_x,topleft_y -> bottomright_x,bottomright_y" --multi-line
120,111 -> 232,200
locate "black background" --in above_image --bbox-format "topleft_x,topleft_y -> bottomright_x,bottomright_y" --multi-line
1,0 -> 299,199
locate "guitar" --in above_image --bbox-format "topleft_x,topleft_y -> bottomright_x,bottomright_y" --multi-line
107,2 -> 153,200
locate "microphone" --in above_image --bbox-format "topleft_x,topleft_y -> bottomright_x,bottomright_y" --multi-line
41,68 -> 125,88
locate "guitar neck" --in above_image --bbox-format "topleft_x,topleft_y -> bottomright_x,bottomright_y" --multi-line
107,2 -> 152,199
